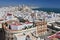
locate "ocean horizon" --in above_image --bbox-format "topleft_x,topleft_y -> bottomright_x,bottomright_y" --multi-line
32,8 -> 60,13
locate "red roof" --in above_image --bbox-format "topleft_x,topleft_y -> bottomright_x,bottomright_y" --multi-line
11,23 -> 22,26
56,32 -> 60,38
7,13 -> 12,16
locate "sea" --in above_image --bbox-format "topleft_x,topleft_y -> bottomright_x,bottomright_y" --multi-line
32,8 -> 60,13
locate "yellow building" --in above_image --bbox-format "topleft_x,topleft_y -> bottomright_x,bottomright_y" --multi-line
35,20 -> 47,36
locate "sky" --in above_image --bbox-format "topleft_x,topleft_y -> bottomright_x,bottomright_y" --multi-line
0,0 -> 60,8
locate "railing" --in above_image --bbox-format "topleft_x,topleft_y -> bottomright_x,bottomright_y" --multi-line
5,27 -> 36,40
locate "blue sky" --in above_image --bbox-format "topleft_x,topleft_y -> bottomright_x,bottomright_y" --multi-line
0,0 -> 60,8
